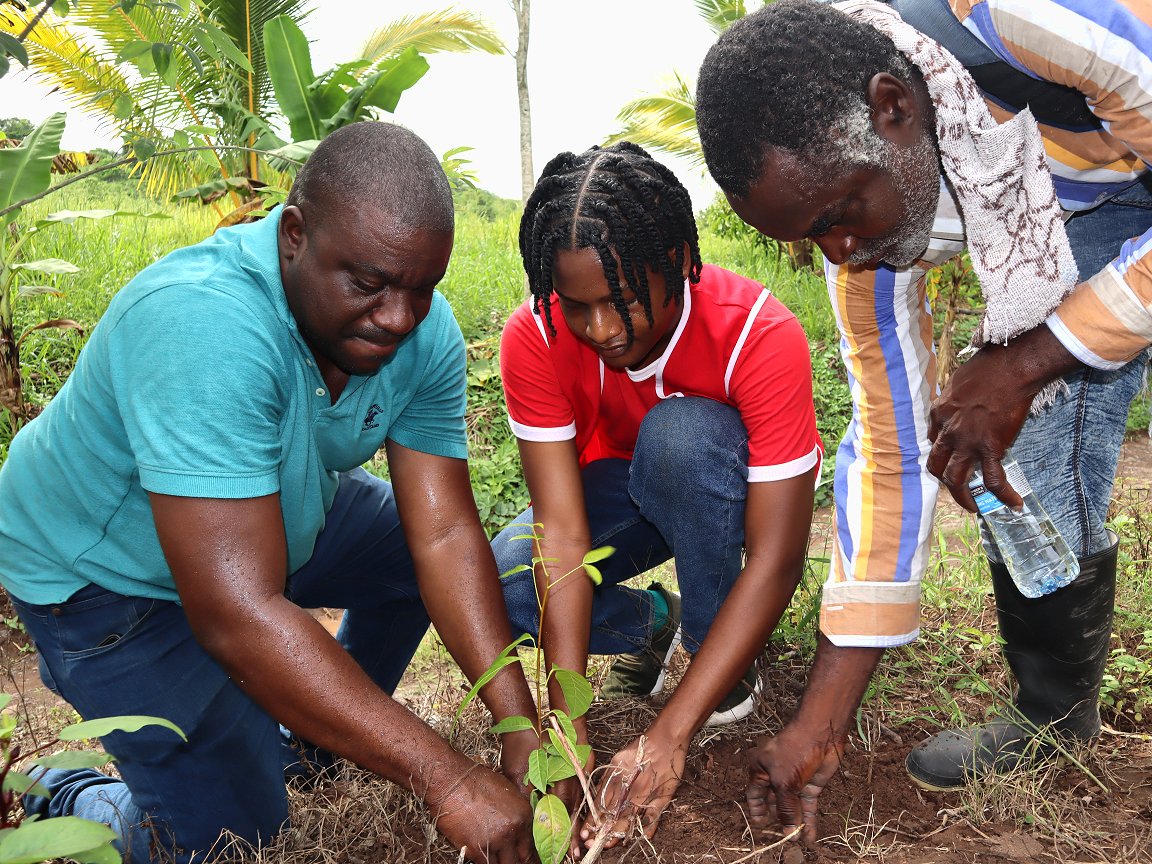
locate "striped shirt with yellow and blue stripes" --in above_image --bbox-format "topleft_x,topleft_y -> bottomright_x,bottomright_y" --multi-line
821,0 -> 1152,647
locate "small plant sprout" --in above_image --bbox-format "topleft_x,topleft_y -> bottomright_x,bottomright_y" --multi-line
454,523 -> 620,864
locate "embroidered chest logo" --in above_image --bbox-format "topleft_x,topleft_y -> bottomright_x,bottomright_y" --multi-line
362,403 -> 385,431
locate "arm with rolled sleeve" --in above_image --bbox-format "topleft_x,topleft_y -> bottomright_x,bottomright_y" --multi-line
819,261 -> 940,648
961,0 -> 1152,366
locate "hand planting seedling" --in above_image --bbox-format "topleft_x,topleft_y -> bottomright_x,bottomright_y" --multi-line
456,523 -> 632,864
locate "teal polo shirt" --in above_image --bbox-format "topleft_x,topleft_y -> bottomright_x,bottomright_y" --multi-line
0,208 -> 468,604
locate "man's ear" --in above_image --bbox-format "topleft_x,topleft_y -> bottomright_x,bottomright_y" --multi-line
278,205 -> 306,260
867,72 -> 921,146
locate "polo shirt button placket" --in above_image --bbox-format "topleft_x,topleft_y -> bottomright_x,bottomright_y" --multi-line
315,388 -> 326,398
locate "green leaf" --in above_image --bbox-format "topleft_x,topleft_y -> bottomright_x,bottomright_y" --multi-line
31,750 -> 115,770
0,112 -> 66,224
582,563 -> 603,585
132,139 -> 156,162
191,25 -> 221,62
532,794 -> 571,864
263,140 -> 316,173
38,209 -> 170,227
0,693 -> 10,712
177,41 -> 204,79
552,709 -> 578,745
116,40 -> 152,64
14,258 -> 80,275
551,668 -> 593,719
112,94 -> 134,120
526,748 -> 549,795
545,751 -> 577,783
356,46 -> 429,114
0,32 -> 29,69
0,55 -> 10,80
3,770 -> 50,799
489,715 -> 534,735
500,563 -> 531,579
59,715 -> 186,742
73,842 -> 122,864
16,286 -> 61,298
264,16 -> 323,141
320,47 -> 429,134
581,545 -> 615,565
55,0 -> 70,14
0,816 -> 117,864
172,177 -> 233,202
451,633 -> 533,734
201,20 -> 253,73
151,42 -> 177,86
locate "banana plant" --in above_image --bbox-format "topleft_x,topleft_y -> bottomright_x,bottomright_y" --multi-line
263,15 -> 428,152
0,114 -> 168,427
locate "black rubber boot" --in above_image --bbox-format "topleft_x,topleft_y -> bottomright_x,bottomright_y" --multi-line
905,532 -> 1117,790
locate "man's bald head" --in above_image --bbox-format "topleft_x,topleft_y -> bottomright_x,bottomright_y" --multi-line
286,122 -> 453,232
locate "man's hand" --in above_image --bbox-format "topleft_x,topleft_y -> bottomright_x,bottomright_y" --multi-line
578,733 -> 687,852
741,635 -> 882,845
928,324 -> 1081,511
745,723 -> 843,843
432,763 -> 537,864
499,727 -> 540,797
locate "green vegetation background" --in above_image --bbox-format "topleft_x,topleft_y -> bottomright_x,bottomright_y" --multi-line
5,179 -> 1149,535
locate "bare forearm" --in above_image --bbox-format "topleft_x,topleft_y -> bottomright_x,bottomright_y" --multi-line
654,558 -> 799,741
194,597 -> 475,805
417,524 -> 538,724
791,633 -> 884,739
535,531 -> 594,686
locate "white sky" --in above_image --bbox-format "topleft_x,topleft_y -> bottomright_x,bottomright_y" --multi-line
0,0 -> 721,209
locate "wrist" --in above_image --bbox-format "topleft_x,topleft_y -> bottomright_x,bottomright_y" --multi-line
1004,323 -> 1080,397
646,711 -> 693,752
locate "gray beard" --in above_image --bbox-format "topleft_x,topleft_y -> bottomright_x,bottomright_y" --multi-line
847,130 -> 940,269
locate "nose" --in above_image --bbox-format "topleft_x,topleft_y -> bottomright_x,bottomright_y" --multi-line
369,290 -> 416,336
586,303 -> 623,344
815,231 -> 857,266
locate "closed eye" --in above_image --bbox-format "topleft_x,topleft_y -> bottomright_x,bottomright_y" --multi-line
807,202 -> 848,239
808,214 -> 837,239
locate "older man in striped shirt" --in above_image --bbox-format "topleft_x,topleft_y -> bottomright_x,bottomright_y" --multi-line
696,0 -> 1152,841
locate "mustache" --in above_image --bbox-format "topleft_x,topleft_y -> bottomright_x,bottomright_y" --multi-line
352,328 -> 405,345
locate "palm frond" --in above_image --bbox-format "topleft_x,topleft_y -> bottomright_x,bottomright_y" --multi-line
606,125 -> 704,168
1,8 -> 132,126
359,9 -> 505,64
607,72 -> 702,167
693,0 -> 747,34
613,73 -> 697,137
199,0 -> 312,116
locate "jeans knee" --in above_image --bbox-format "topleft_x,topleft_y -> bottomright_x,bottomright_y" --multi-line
631,398 -> 748,502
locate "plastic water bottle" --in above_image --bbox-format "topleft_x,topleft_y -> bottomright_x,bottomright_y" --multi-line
968,456 -> 1080,598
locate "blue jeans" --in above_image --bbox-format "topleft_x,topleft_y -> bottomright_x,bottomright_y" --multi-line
989,178 -> 1152,560
11,468 -> 426,863
491,397 -> 749,656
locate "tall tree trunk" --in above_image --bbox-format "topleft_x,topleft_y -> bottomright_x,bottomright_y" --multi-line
512,0 -> 533,203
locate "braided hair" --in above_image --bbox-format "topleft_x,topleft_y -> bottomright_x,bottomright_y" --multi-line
696,0 -> 918,198
519,141 -> 703,340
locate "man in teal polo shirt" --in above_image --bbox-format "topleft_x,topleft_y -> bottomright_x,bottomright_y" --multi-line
0,122 -> 538,864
